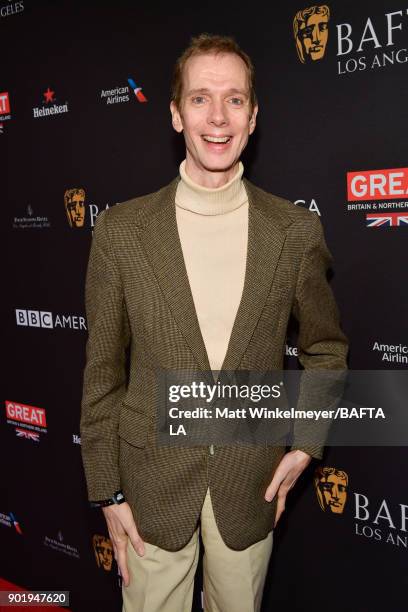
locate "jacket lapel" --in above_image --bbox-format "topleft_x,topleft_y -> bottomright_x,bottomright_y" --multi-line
139,178 -> 212,373
139,176 -> 291,375
220,179 -> 288,373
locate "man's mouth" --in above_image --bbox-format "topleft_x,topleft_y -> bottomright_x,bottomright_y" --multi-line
202,135 -> 232,144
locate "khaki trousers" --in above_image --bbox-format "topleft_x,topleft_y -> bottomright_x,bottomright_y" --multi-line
122,488 -> 273,612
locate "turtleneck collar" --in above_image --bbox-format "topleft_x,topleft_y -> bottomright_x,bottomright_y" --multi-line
175,159 -> 248,216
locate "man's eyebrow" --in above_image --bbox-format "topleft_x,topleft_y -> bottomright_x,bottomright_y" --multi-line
226,88 -> 249,97
185,87 -> 249,97
185,88 -> 210,95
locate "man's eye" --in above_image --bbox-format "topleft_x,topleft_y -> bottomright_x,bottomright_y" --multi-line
229,97 -> 244,106
192,96 -> 206,104
321,483 -> 333,491
301,26 -> 313,38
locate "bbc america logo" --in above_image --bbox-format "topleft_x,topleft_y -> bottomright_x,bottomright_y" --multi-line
15,309 -> 87,330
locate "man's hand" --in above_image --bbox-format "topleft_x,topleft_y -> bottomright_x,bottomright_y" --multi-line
264,449 -> 312,526
102,502 -> 145,587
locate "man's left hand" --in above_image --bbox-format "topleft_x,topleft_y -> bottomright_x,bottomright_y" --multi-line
264,449 -> 312,526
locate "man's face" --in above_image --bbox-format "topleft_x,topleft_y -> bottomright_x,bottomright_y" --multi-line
318,474 -> 348,514
170,52 -> 257,186
65,191 -> 85,228
299,13 -> 329,61
93,537 -> 113,571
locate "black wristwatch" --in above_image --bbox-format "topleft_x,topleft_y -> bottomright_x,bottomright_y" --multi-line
90,490 -> 126,508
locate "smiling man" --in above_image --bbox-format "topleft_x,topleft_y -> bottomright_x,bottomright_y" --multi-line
170,49 -> 257,186
80,33 -> 348,612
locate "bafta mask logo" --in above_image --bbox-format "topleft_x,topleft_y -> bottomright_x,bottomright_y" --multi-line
93,534 -> 113,571
293,5 -> 330,63
64,188 -> 85,228
314,466 -> 348,514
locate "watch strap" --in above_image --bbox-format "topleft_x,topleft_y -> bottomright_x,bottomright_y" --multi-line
90,490 -> 125,508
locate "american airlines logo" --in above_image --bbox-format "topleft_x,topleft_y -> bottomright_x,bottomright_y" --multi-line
15,309 -> 87,330
0,511 -> 23,534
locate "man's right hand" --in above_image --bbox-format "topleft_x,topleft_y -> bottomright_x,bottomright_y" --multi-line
102,502 -> 145,587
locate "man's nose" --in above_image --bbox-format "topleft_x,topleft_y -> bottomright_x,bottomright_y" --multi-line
207,100 -> 228,127
312,26 -> 320,44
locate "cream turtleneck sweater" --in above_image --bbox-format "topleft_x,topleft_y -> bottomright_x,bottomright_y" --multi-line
175,160 -> 249,371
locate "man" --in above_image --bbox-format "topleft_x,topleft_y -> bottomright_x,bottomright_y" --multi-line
80,33 -> 348,612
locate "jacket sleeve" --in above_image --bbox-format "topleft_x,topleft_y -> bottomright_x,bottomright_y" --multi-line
290,213 -> 348,460
80,210 -> 130,500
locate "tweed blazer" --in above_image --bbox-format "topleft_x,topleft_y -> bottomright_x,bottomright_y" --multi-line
80,176 -> 348,551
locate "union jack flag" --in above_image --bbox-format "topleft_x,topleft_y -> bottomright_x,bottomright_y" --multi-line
15,427 -> 39,442
366,212 -> 408,228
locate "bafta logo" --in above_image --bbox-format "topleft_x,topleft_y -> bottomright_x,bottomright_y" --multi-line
314,466 -> 348,514
64,188 -> 85,228
93,534 -> 113,571
293,5 -> 330,63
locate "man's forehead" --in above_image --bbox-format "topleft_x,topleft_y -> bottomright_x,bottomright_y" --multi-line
183,53 -> 249,91
324,474 -> 346,483
304,13 -> 328,25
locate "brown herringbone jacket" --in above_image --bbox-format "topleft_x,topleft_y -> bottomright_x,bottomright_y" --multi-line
80,177 -> 348,551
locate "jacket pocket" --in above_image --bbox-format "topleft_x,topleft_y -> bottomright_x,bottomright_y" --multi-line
118,404 -> 149,448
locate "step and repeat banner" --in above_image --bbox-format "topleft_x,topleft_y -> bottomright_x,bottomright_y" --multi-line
2,1 -> 407,611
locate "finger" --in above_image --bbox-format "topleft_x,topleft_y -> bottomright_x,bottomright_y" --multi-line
268,469 -> 298,501
288,476 -> 298,491
129,534 -> 145,557
264,461 -> 288,502
128,525 -> 145,556
116,543 -> 130,587
265,475 -> 282,502
274,505 -> 283,527
274,493 -> 286,527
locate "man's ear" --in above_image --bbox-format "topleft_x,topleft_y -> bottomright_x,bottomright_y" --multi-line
249,104 -> 258,135
170,101 -> 183,133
